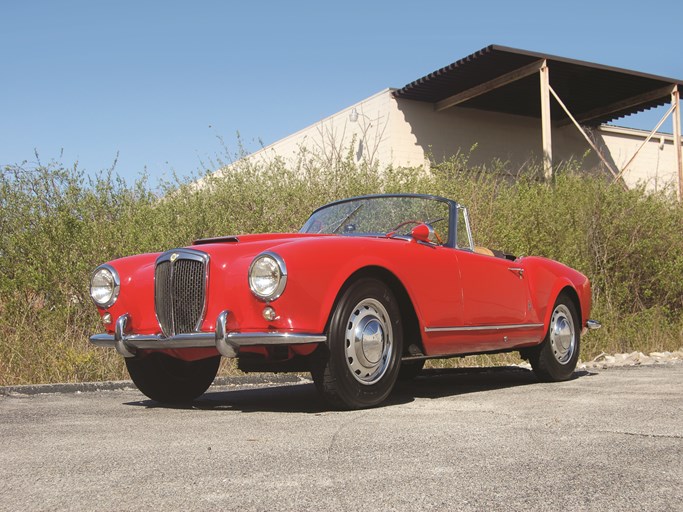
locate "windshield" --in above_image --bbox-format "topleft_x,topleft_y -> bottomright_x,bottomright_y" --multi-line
300,195 -> 452,245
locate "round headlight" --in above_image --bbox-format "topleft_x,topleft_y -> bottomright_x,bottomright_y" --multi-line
90,264 -> 120,308
249,252 -> 287,301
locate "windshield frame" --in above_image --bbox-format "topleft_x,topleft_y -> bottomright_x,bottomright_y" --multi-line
300,193 -> 460,248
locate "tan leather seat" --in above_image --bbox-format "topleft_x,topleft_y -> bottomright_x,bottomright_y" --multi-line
473,246 -> 495,257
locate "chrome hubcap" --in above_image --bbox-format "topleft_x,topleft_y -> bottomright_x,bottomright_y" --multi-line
345,298 -> 393,385
549,304 -> 576,365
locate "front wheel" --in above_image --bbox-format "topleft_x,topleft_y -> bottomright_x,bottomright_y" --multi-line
310,278 -> 403,409
125,353 -> 220,403
528,294 -> 580,382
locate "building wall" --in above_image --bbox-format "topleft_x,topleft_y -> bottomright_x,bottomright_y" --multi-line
595,126 -> 680,192
222,89 -> 681,193
226,89 -> 398,171
394,96 -> 681,191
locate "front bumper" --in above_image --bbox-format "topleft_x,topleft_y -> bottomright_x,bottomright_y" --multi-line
89,310 -> 327,358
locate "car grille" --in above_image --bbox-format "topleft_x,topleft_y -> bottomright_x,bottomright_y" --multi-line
154,250 -> 208,337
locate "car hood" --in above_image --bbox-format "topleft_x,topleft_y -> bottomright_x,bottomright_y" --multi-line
186,232 -> 335,260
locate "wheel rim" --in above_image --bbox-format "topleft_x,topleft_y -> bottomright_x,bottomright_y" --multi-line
549,304 -> 576,365
344,298 -> 394,385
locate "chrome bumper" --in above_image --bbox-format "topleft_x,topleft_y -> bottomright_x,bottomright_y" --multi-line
586,319 -> 602,330
89,310 -> 327,358
582,319 -> 602,335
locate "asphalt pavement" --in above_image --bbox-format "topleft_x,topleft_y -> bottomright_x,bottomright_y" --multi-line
1,364 -> 682,511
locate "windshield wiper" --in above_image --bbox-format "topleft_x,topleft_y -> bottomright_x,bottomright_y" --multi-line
331,204 -> 363,234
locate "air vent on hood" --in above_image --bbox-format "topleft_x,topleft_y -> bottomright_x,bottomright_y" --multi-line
193,236 -> 240,245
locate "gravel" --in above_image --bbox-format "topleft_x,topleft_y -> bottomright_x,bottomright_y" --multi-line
508,348 -> 683,372
579,350 -> 683,369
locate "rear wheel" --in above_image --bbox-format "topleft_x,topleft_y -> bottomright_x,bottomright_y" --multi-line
311,278 -> 403,409
528,294 -> 580,382
125,353 -> 220,403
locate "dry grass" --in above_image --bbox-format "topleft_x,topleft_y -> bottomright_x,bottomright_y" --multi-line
0,302 -> 125,386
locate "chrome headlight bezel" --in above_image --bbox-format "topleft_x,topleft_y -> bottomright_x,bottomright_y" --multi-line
90,264 -> 120,308
248,252 -> 287,302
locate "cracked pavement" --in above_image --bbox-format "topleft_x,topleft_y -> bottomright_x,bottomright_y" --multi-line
1,364 -> 681,511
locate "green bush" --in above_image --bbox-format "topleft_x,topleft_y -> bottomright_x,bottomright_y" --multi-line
1,151 -> 681,385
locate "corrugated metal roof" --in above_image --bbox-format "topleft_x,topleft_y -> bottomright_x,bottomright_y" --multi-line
393,45 -> 683,125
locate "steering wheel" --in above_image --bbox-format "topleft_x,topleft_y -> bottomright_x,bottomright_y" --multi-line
391,220 -> 422,231
390,220 -> 444,245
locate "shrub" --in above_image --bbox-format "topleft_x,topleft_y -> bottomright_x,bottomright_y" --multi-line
0,151 -> 681,385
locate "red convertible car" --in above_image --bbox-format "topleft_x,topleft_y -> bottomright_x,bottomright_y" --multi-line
89,193 -> 600,409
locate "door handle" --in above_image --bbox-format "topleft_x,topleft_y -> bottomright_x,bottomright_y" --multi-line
508,267 -> 524,279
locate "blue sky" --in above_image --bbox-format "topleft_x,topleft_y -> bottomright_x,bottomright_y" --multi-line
2,0 -> 681,183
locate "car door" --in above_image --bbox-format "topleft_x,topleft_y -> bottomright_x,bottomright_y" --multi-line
418,247 -> 532,356
420,204 -> 539,356
454,249 -> 529,326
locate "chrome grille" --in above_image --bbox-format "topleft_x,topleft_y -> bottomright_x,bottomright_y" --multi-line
154,249 -> 208,337
155,261 -> 173,335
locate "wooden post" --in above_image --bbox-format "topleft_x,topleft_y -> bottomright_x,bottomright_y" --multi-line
672,86 -> 682,202
539,61 -> 553,180
612,102 -> 675,184
549,85 -> 622,183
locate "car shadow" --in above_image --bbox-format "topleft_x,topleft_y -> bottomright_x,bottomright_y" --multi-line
395,366 -> 593,401
124,366 -> 595,413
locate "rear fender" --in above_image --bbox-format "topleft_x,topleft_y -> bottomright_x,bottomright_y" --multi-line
522,256 -> 590,333
542,280 -> 581,332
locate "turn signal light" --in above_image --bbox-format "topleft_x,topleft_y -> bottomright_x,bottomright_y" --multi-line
263,306 -> 278,321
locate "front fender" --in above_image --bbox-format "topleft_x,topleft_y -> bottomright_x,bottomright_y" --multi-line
275,241 -> 416,333
270,237 -> 457,335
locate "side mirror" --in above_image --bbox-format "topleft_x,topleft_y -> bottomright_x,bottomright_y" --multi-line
410,223 -> 432,243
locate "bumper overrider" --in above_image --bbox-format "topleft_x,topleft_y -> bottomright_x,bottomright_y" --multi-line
584,319 -> 602,334
89,310 -> 327,358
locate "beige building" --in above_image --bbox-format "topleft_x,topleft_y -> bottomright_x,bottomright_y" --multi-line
231,46 -> 683,195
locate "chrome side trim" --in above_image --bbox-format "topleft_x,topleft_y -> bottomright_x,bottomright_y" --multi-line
425,323 -> 545,333
90,310 -> 326,359
586,319 -> 602,330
